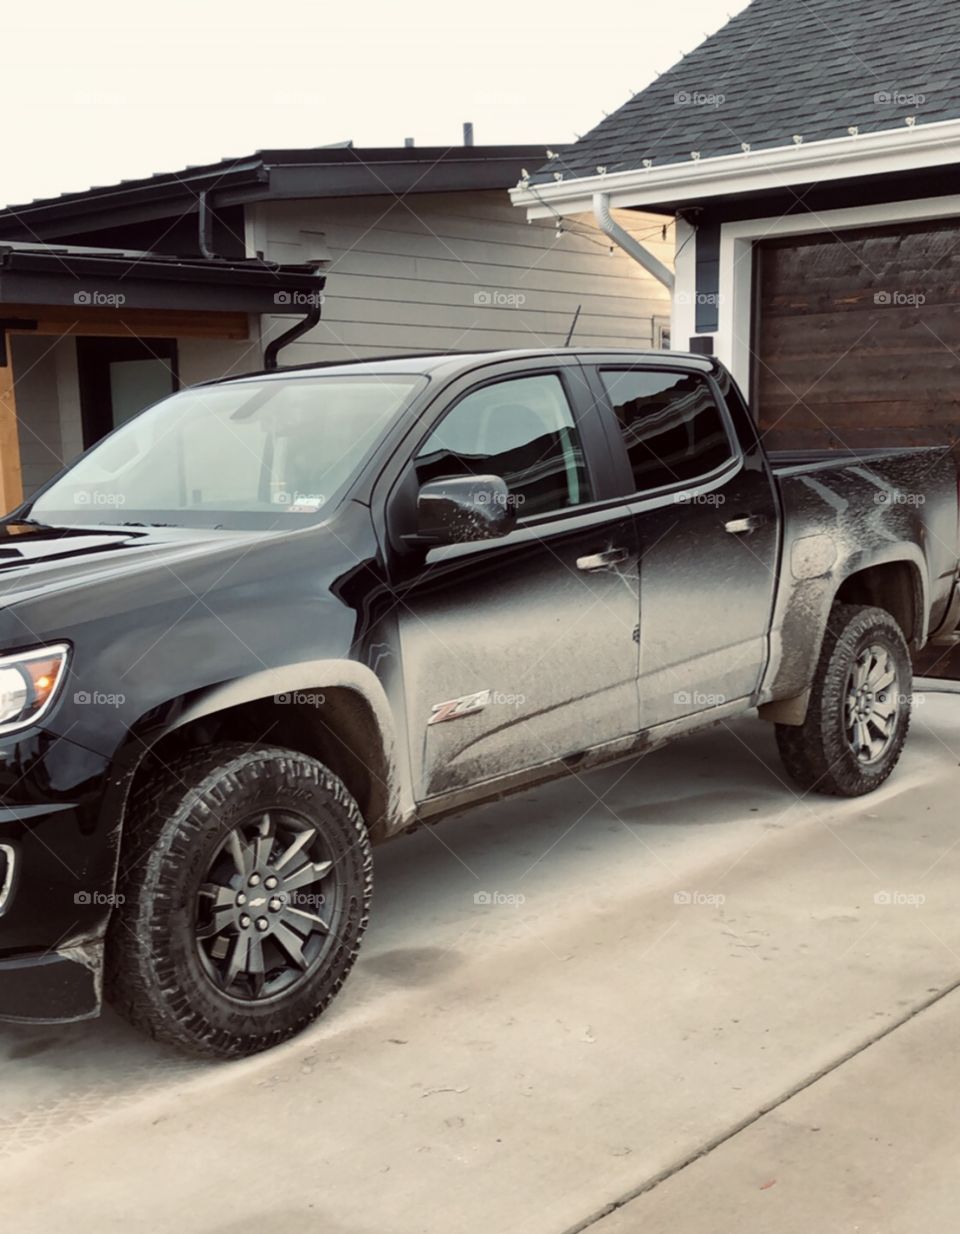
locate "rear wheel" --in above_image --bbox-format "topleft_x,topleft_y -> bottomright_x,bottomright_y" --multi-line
106,745 -> 373,1058
775,603 -> 912,797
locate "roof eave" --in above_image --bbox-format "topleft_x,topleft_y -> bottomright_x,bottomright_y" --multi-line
0,248 -> 326,314
510,116 -> 960,218
0,145 -> 563,239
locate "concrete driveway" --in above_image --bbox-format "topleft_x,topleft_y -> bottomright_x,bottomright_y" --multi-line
2,694 -> 959,1234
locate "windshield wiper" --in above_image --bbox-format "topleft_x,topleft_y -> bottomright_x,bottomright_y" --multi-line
109,520 -> 180,528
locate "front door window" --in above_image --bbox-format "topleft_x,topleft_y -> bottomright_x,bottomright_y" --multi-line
415,373 -> 592,518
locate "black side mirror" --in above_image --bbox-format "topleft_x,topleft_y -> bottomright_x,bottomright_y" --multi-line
415,475 -> 517,545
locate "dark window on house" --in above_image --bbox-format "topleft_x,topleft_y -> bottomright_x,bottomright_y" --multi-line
600,369 -> 732,492
415,374 -> 592,517
77,337 -> 179,448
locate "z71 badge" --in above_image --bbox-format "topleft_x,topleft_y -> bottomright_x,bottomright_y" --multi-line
428,688 -> 492,726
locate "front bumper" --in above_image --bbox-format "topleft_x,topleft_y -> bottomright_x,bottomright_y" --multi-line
0,729 -> 116,1023
0,943 -> 102,1023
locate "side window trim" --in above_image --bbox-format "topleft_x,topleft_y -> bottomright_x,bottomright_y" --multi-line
588,365 -> 742,501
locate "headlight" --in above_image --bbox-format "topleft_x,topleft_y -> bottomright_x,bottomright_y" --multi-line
0,645 -> 70,734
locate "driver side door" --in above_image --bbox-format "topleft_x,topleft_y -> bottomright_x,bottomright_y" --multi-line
389,364 -> 641,804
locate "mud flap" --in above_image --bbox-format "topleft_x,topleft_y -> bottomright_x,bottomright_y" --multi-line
758,688 -> 811,727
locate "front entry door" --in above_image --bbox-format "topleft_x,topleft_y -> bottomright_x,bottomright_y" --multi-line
391,370 -> 640,803
77,337 -> 178,447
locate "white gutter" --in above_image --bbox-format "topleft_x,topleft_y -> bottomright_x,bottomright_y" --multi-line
511,115 -> 960,218
592,192 -> 674,290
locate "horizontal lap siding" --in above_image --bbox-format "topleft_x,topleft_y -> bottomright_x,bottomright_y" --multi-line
754,220 -> 960,452
255,193 -> 672,363
9,336 -> 66,495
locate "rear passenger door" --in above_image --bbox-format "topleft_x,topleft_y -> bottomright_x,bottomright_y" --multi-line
586,362 -> 780,729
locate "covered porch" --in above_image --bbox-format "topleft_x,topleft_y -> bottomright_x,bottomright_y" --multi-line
0,243 -> 326,509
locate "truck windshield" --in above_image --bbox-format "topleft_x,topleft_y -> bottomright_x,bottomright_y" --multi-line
26,374 -> 427,530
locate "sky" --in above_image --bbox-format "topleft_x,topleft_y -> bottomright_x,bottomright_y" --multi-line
0,0 -> 751,209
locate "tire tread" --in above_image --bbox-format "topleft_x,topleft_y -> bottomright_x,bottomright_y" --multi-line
776,603 -> 912,797
106,744 -> 373,1058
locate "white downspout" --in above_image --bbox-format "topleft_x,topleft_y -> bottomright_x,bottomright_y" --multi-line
592,192 -> 675,291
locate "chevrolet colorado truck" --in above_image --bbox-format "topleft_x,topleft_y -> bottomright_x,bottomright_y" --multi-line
0,348 -> 957,1057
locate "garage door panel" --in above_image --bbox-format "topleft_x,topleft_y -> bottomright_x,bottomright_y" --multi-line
759,308 -> 960,355
760,225 -> 960,293
755,218 -> 960,452
761,291 -> 960,319
757,404 -> 958,450
760,342 -> 960,389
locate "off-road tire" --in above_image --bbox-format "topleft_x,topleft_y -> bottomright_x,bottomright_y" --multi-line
106,744 -> 373,1058
775,603 -> 912,797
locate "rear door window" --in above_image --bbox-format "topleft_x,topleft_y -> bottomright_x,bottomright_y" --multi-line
599,369 -> 733,493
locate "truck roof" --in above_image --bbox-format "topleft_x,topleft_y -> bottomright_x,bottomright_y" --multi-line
202,348 -> 715,387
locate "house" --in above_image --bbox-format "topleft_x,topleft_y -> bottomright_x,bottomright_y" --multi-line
512,0 -> 960,455
511,0 -> 960,675
0,141 -> 674,507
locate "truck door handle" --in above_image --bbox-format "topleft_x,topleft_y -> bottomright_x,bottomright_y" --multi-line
725,515 -> 766,536
577,547 -> 629,572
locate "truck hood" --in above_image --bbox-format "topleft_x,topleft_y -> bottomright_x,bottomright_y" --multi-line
0,521 -> 263,607
0,506 -> 377,755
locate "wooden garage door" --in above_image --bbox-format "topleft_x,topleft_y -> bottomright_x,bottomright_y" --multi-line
753,218 -> 960,452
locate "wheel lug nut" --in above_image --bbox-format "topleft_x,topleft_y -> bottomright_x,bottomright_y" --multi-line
239,914 -> 251,929
256,917 -> 269,932
236,893 -> 247,906
249,873 -> 261,887
269,897 -> 283,912
264,876 -> 278,890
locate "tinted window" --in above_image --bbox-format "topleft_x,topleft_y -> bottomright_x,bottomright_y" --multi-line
415,374 -> 591,517
600,369 -> 733,491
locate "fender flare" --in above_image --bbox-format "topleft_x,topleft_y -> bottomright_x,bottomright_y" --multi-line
761,545 -> 929,723
174,659 -> 406,830
833,543 -> 929,642
104,660 -> 408,852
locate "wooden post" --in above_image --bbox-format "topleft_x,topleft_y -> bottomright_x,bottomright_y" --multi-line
0,349 -> 24,514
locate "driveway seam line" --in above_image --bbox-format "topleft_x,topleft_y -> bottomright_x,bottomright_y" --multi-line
558,974 -> 960,1234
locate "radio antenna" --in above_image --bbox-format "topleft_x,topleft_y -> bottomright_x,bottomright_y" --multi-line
564,304 -> 582,347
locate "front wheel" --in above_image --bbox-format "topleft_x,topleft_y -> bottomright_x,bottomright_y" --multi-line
775,603 -> 912,797
106,745 -> 373,1058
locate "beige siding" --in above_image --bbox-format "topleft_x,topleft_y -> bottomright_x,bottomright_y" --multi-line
177,333 -> 261,387
251,192 -> 673,365
9,335 -> 68,495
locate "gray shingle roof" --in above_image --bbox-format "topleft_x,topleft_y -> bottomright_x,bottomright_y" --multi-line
535,0 -> 960,183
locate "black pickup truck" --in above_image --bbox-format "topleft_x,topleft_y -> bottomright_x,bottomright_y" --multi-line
0,348 -> 957,1056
